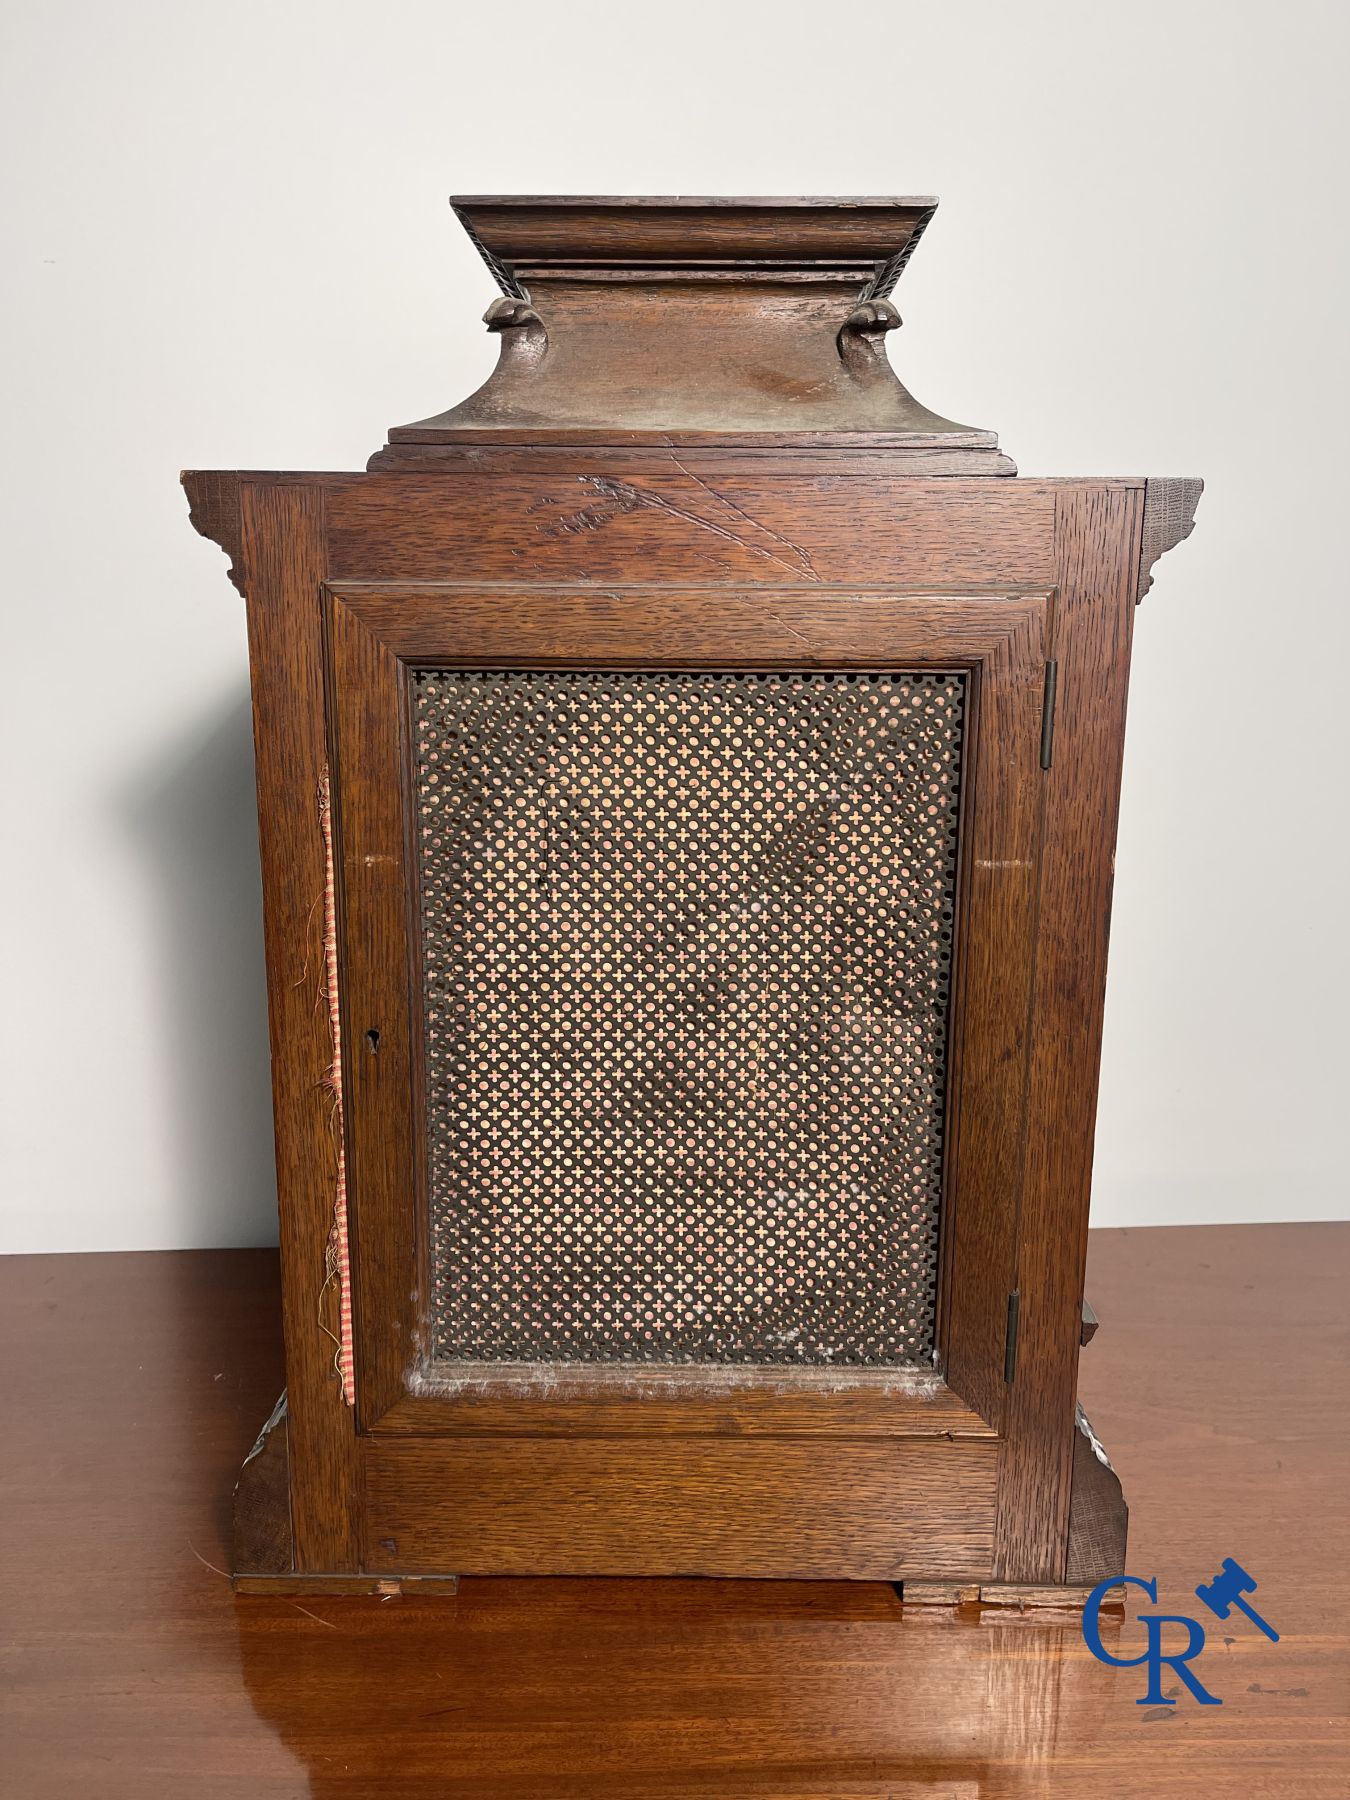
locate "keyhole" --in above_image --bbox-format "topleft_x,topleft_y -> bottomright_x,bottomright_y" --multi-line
365,1028 -> 381,1054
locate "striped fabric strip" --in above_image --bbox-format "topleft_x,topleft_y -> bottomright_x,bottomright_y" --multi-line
318,770 -> 356,1406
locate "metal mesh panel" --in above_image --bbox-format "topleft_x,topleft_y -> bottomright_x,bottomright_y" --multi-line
414,669 -> 965,1366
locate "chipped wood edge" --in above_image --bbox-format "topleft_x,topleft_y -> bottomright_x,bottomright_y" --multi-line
233,1392 -> 293,1577
1065,1406 -> 1128,1587
898,1580 -> 1125,1611
1136,476 -> 1203,603
233,1574 -> 462,1596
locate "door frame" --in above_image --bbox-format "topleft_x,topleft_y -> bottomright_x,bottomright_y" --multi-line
324,583 -> 1053,1448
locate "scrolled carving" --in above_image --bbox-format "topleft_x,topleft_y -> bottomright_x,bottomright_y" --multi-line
482,295 -> 548,375
837,297 -> 902,375
483,296 -> 544,335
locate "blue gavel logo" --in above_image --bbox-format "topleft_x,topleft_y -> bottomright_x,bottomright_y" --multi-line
1083,1558 -> 1279,1705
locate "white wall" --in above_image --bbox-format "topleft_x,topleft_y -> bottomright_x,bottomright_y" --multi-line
2,0 -> 1346,1252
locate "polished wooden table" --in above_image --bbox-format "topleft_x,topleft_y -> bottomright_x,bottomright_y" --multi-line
3,1224 -> 1347,1797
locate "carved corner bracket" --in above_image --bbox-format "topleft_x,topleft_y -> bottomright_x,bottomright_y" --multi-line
1137,476 -> 1203,603
182,470 -> 245,596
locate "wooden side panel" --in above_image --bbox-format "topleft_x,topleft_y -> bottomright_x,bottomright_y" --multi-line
363,1437 -> 998,1579
937,603 -> 1046,1427
992,486 -> 1144,1583
239,483 -> 360,1571
327,601 -> 420,1425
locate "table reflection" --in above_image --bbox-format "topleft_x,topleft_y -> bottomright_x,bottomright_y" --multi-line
235,1578 -> 1127,1797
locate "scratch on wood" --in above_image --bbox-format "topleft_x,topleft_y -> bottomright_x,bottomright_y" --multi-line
287,1600 -> 338,1629
186,1540 -> 231,1581
539,475 -> 822,584
725,589 -> 818,653
663,451 -> 821,581
533,483 -> 645,538
765,611 -> 815,651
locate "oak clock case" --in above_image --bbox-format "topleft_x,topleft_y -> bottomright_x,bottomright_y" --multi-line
185,196 -> 1201,1602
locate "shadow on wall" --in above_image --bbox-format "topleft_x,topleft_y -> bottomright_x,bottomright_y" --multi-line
122,686 -> 279,1247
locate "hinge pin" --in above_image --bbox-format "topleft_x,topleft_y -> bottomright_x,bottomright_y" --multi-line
1040,660 -> 1058,769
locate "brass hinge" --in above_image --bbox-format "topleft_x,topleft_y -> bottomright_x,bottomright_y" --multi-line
1004,1289 -> 1021,1385
1040,661 -> 1058,769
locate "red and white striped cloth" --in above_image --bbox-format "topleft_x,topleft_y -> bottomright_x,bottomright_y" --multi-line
318,771 -> 356,1406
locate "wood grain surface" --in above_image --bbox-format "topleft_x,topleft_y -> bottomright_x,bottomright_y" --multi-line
362,1436 -> 997,1579
374,198 -> 1015,457
323,474 -> 1055,586
3,1224 -> 1345,1797
991,485 -> 1144,1584
195,467 -> 1182,1596
238,484 -> 360,1571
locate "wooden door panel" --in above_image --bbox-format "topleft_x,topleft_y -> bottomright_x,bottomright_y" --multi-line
328,585 -> 1051,1450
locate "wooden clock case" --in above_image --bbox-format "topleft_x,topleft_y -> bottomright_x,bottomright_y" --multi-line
184,197 -> 1200,1603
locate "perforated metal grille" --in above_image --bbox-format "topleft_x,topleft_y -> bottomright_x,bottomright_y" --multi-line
414,669 -> 965,1366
